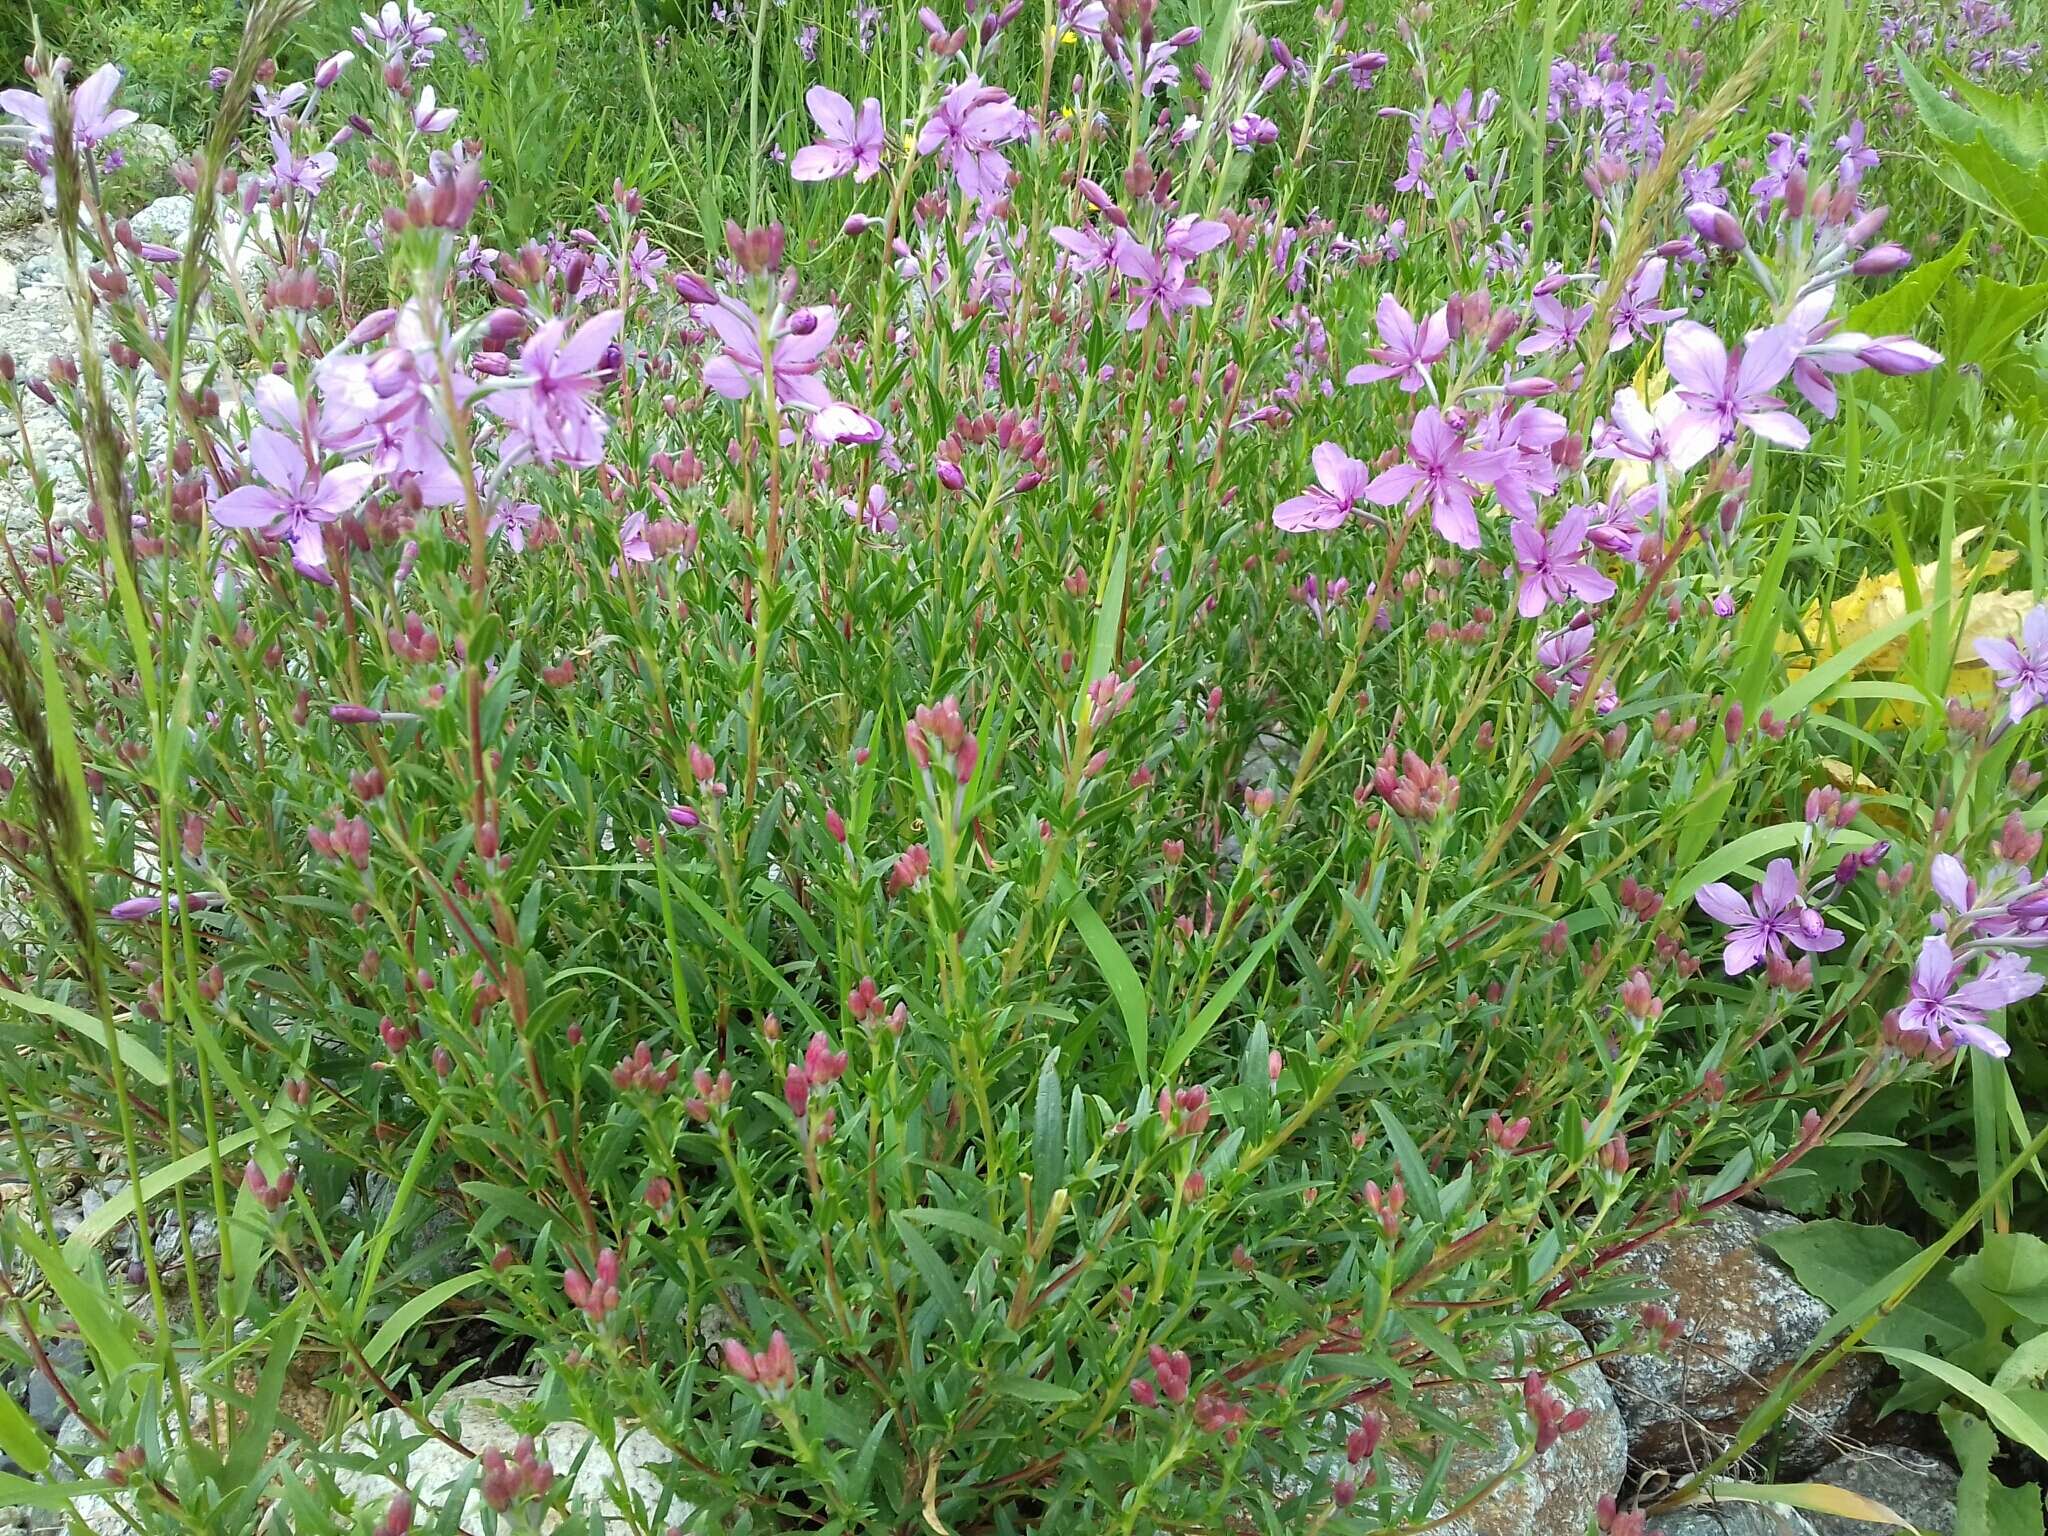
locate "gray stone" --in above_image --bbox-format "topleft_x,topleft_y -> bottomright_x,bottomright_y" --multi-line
1656,1501 -> 1821,1536
127,194 -> 193,249
1300,1317 -> 1627,1536
1808,1447 -> 1959,1536
1575,1208 -> 1878,1477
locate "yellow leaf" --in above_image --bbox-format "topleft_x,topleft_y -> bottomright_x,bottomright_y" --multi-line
1777,530 -> 2023,725
1693,1479 -> 1914,1529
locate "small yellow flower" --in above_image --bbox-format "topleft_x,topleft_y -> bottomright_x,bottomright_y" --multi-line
903,131 -> 918,154
1061,27 -> 1079,43
1060,105 -> 1074,118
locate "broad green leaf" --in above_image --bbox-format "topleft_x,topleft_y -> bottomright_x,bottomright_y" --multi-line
990,1374 -> 1082,1405
1762,1220 -> 1978,1356
0,1390 -> 50,1475
1032,1055 -> 1066,1215
1944,1407 -> 2046,1536
1849,229 -> 1975,336
1672,827 -> 1877,907
1160,865 -> 1326,1079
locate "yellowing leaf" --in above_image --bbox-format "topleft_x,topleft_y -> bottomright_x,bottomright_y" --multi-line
1778,530 -> 2023,725
1699,1479 -> 1914,1528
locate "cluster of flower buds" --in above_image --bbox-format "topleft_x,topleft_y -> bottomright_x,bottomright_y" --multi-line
388,611 -> 441,663
1597,1494 -> 1654,1536
1616,876 -> 1663,924
1373,747 -> 1460,822
686,1065 -> 735,1122
611,1041 -> 680,1095
907,695 -> 979,783
563,1248 -> 622,1325
724,1330 -> 797,1393
1618,968 -> 1663,1023
1803,784 -> 1862,829
1363,1176 -> 1404,1239
307,810 -> 372,870
724,220 -> 786,276
783,1031 -> 850,1123
1829,839 -> 1890,891
378,1015 -> 415,1053
243,1160 -> 296,1212
1524,1370 -> 1594,1452
1487,1111 -> 1533,1151
1763,950 -> 1814,993
1192,1383 -> 1249,1442
479,1436 -> 555,1514
1637,1302 -> 1684,1351
1087,672 -> 1137,733
888,843 -> 931,896
845,975 -> 907,1035
1157,1083 -> 1212,1137
1129,1343 -> 1193,1407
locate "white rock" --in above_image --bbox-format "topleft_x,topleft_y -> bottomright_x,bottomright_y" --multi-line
330,1377 -> 699,1533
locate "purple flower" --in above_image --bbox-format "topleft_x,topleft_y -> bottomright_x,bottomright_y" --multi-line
488,500 -> 541,552
1694,858 -> 1845,975
1363,407 -> 1506,550
212,425 -> 377,573
1229,112 -> 1279,149
1664,320 -> 1810,455
1976,604 -> 2048,723
701,297 -> 836,412
1596,385 -> 1715,476
1344,294 -> 1449,392
267,129 -> 338,200
483,309 -> 623,468
1536,620 -> 1617,714
1274,444 -> 1373,533
353,1 -> 447,67
0,63 -> 138,154
1159,215 -> 1230,264
1607,258 -> 1685,352
1517,292 -> 1594,357
1109,233 -> 1211,330
916,77 -> 1030,205
1834,119 -> 1878,188
411,85 -> 458,134
1896,935 -> 2039,1057
791,86 -> 884,182
109,892 -> 221,922
1510,506 -> 1616,618
1048,224 -> 1117,274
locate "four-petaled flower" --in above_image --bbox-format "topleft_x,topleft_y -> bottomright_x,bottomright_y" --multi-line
1896,935 -> 2039,1058
1664,320 -> 1810,454
1345,294 -> 1448,393
1510,506 -> 1616,618
212,426 -> 377,575
1362,407 -> 1505,550
1975,604 -> 2048,724
484,309 -> 623,468
1694,858 -> 1844,975
1274,444 -> 1374,533
791,86 -> 883,182
916,77 -> 1031,205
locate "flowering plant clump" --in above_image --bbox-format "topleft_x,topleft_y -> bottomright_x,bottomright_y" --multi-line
0,0 -> 2043,1531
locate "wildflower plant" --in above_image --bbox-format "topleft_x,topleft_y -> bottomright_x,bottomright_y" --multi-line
0,0 -> 2043,1532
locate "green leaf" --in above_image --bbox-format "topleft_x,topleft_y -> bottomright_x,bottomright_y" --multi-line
890,1213 -> 972,1338
0,1473 -> 112,1511
1373,1104 -> 1443,1227
362,1269 -> 491,1367
3,1219 -> 140,1375
990,1374 -> 1082,1405
1867,1347 -> 2048,1460
1954,1233 -> 2048,1332
0,988 -> 169,1087
1761,1220 -> 1978,1356
0,1390 -> 50,1475
1763,601 -> 1940,723
1944,1407 -> 2046,1536
1032,1055 -> 1066,1215
1079,526 -> 1130,722
1059,880 -> 1147,1077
